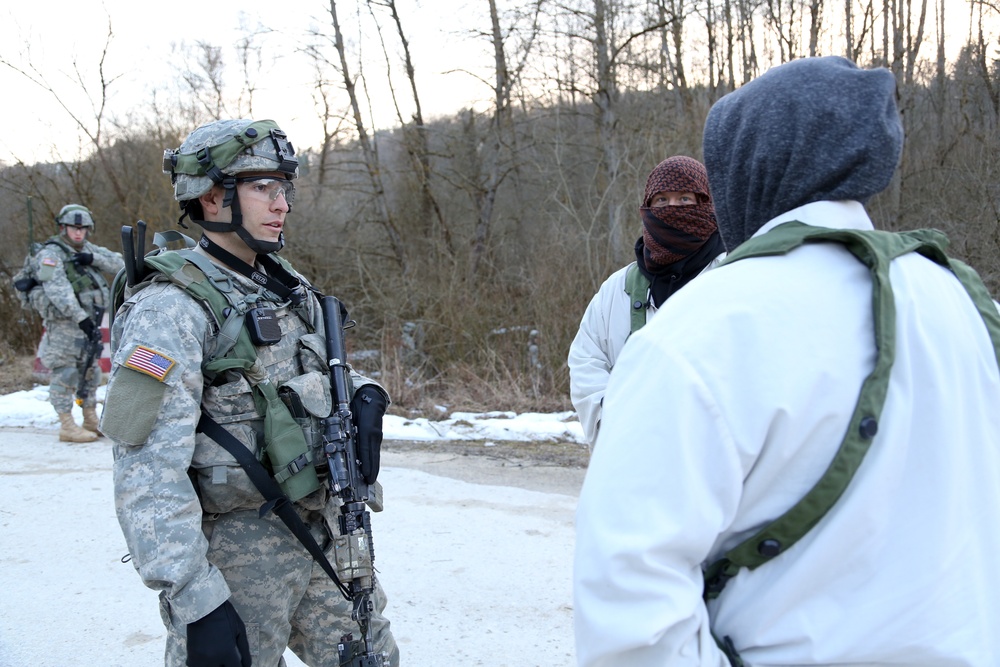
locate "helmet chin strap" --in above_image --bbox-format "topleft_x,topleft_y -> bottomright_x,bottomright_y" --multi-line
233,220 -> 284,255
188,179 -> 285,255
225,179 -> 284,255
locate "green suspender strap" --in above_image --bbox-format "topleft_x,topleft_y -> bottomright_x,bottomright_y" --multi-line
700,221 -> 1000,665
625,262 -> 652,335
143,251 -> 322,502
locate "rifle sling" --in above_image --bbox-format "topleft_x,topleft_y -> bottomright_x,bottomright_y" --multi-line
196,412 -> 350,599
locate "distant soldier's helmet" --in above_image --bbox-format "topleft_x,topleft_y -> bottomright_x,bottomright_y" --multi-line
55,204 -> 95,229
162,118 -> 299,254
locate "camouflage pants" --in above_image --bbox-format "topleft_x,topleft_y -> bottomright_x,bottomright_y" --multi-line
161,509 -> 399,667
40,319 -> 101,413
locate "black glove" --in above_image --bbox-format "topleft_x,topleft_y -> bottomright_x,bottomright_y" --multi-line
352,385 -> 388,485
72,251 -> 94,266
78,317 -> 98,340
186,600 -> 252,667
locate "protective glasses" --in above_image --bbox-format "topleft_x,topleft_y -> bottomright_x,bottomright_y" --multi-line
236,177 -> 295,205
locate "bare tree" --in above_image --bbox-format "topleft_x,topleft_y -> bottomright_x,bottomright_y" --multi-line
723,0 -> 737,88
737,0 -> 761,82
661,0 -> 694,107
807,0 -> 824,56
326,0 -> 407,271
367,0 -> 455,258
464,0 -> 516,278
846,0 -> 855,58
765,0 -> 799,62
549,0 -> 670,256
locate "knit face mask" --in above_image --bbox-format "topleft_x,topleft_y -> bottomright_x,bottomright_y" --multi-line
638,156 -> 718,270
639,204 -> 717,269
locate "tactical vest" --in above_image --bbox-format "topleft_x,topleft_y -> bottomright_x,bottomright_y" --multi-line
113,247 -> 326,503
44,237 -> 103,296
17,238 -> 106,317
702,221 -> 1000,666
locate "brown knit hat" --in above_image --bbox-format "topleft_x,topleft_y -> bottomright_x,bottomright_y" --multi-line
642,156 -> 712,207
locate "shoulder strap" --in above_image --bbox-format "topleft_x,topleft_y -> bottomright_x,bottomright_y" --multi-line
144,250 -> 250,366
704,221 -> 1000,601
624,262 -> 651,335
196,413 -> 349,599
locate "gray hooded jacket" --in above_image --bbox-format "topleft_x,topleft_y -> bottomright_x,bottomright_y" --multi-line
702,56 -> 904,250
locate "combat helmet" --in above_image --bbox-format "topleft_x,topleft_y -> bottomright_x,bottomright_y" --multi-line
163,118 -> 298,254
55,204 -> 96,229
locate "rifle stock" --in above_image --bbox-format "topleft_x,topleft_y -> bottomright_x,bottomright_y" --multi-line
320,295 -> 385,667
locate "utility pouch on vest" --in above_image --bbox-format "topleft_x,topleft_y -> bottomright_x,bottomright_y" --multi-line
278,378 -> 329,480
256,378 -> 322,502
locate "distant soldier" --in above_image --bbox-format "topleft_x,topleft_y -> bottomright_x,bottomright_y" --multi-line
34,204 -> 123,443
101,118 -> 398,666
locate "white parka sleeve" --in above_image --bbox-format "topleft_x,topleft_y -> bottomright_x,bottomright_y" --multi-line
568,264 -> 639,447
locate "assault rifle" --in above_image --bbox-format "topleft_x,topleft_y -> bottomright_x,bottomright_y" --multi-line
76,304 -> 105,403
320,295 -> 385,667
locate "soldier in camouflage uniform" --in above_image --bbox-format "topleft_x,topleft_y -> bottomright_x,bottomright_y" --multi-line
34,204 -> 124,443
101,119 -> 398,667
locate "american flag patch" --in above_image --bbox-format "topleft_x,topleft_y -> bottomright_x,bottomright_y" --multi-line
124,345 -> 175,382
42,258 -> 58,267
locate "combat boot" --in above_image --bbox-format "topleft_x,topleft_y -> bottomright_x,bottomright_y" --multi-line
82,406 -> 103,436
58,413 -> 98,443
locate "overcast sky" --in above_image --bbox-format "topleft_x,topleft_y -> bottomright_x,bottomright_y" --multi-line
0,0 -> 990,166
0,0 -> 489,164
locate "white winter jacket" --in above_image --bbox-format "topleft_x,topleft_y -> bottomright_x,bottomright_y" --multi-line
574,200 -> 1000,666
568,256 -> 722,447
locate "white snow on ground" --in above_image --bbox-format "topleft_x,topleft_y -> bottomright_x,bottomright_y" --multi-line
0,385 -> 587,445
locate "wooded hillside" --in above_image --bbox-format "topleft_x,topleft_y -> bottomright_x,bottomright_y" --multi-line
2,0 -> 998,413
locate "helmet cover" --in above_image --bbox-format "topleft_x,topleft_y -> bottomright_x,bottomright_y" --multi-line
163,119 -> 299,201
55,204 -> 95,229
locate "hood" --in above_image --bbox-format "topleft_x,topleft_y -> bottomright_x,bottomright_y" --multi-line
702,56 -> 903,250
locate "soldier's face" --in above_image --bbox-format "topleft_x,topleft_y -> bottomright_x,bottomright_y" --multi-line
63,226 -> 88,246
235,171 -> 289,246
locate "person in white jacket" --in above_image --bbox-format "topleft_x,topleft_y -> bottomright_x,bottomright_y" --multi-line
574,56 -> 1000,666
568,156 -> 725,447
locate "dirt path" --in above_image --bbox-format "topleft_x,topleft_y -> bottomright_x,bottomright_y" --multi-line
382,438 -> 590,497
0,424 -> 591,498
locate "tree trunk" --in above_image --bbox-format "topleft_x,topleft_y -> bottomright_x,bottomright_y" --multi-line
380,0 -> 456,258
470,0 -> 511,280
327,0 -> 408,272
593,0 -> 623,256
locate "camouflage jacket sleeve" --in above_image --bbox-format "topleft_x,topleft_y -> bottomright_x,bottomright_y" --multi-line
102,282 -> 231,624
85,240 -> 125,275
34,244 -> 87,324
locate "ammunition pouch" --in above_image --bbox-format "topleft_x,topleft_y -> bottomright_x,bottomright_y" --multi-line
256,377 -> 320,502
275,371 -> 333,491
